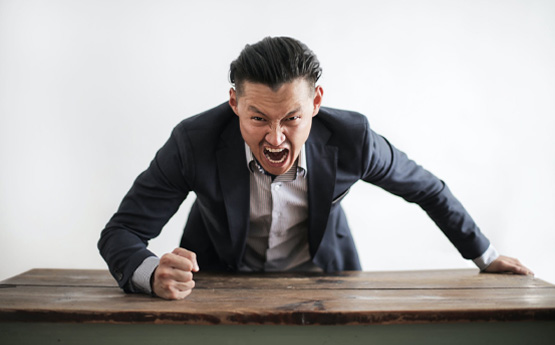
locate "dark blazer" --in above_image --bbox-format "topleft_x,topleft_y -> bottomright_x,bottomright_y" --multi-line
98,103 -> 490,291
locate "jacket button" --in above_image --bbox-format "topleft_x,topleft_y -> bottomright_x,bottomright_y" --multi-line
114,269 -> 123,281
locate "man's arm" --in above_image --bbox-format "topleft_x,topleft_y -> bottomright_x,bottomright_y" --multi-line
98,126 -> 194,291
359,119 -> 532,274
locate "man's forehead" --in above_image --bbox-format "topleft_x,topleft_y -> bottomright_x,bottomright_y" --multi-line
236,78 -> 315,97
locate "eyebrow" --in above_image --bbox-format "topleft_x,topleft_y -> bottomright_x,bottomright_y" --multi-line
248,106 -> 266,116
247,105 -> 301,118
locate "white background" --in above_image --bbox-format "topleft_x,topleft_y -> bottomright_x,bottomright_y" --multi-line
1,0 -> 554,284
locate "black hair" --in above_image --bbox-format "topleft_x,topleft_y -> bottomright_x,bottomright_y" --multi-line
229,36 -> 322,94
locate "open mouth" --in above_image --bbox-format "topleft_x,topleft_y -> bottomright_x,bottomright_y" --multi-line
264,147 -> 289,164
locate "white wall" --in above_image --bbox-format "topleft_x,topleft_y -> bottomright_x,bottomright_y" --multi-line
1,0 -> 553,283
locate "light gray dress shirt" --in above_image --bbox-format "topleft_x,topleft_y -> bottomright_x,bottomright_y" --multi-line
239,144 -> 321,272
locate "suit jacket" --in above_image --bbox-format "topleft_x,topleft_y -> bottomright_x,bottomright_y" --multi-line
98,102 -> 490,291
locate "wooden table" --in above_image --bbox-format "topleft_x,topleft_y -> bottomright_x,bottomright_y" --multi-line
1,269 -> 554,344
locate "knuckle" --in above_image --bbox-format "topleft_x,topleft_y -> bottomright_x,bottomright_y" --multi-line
156,265 -> 171,276
158,271 -> 171,280
159,254 -> 173,265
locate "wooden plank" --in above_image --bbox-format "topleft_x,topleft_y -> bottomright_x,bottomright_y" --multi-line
2,268 -> 552,290
2,269 -> 554,325
1,284 -> 554,324
0,269 -> 117,288
192,270 -> 552,290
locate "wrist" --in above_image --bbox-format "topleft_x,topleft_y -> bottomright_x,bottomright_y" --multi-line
473,245 -> 500,271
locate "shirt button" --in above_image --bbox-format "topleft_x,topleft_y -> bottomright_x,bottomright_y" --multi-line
274,184 -> 281,191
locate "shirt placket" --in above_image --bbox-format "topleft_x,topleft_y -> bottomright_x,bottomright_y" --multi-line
267,180 -> 284,251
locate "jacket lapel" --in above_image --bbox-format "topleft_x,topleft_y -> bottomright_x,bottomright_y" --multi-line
306,119 -> 337,257
216,117 -> 250,267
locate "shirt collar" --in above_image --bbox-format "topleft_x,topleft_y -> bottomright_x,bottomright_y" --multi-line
244,143 -> 307,176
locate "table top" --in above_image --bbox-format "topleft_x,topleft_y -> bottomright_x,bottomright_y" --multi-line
1,268 -> 554,325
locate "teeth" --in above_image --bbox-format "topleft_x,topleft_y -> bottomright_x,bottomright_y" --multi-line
265,148 -> 285,153
264,147 -> 288,164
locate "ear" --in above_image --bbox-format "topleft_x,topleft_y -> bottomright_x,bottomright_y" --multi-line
312,85 -> 324,117
229,88 -> 239,115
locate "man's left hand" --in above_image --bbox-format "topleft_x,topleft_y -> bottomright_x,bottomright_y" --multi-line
483,255 -> 534,276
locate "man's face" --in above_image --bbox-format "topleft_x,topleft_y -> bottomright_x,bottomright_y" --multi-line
229,78 -> 323,176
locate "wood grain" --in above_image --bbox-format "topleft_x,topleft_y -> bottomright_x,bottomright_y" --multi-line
1,269 -> 554,325
3,268 -> 552,289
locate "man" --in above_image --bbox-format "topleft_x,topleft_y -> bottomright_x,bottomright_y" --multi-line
98,36 -> 533,300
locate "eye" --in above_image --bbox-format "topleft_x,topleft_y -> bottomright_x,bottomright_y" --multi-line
286,116 -> 300,121
251,116 -> 265,121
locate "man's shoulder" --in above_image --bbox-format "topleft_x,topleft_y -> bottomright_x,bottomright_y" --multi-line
169,102 -> 239,147
314,106 -> 369,135
175,102 -> 235,132
162,102 -> 239,154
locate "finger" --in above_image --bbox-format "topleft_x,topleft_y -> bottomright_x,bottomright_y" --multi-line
157,284 -> 194,300
500,261 -> 534,276
512,264 -> 534,276
160,252 -> 195,272
158,278 -> 195,293
174,279 -> 196,291
155,264 -> 194,284
171,288 -> 193,300
172,247 -> 200,272
152,271 -> 195,300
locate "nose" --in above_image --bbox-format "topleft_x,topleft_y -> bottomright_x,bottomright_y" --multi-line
265,124 -> 286,146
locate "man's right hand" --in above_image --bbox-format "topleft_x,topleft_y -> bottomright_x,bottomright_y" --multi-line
151,247 -> 199,300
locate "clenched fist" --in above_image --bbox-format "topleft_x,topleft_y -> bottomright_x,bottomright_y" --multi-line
152,247 -> 199,300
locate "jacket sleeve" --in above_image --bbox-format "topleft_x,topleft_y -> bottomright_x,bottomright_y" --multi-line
97,126 -> 193,291
360,118 -> 490,260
